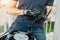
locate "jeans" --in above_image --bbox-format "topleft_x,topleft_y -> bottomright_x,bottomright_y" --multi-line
3,16 -> 46,40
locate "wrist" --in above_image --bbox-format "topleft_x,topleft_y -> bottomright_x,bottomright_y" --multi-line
23,10 -> 27,15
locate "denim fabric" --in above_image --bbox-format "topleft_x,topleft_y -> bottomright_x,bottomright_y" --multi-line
2,0 -> 54,40
3,16 -> 46,40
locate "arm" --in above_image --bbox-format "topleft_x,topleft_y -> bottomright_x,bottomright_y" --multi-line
46,0 -> 54,20
46,6 -> 53,21
7,0 -> 26,16
7,0 -> 41,16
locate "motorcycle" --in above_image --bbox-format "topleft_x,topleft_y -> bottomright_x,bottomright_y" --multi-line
0,30 -> 36,40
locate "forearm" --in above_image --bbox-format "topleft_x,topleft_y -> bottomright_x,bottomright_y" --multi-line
7,7 -> 25,16
46,6 -> 52,14
46,6 -> 53,20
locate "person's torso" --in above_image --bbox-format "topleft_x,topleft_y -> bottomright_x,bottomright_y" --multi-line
18,0 -> 47,11
16,0 -> 47,24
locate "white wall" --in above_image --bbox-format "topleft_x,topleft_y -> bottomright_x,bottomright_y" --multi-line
53,0 -> 60,40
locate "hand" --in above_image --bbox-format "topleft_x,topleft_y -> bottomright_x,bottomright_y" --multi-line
33,13 -> 47,23
26,9 -> 41,18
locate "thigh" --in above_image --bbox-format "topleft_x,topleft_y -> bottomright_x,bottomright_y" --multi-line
31,26 -> 46,40
3,22 -> 29,36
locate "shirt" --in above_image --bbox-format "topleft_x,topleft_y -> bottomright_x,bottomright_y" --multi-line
15,0 -> 54,24
18,0 -> 54,11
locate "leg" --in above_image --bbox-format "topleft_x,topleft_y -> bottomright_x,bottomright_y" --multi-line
3,22 -> 29,36
31,25 -> 46,40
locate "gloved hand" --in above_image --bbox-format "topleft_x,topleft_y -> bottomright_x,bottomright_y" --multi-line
33,14 -> 47,23
33,8 -> 48,23
26,9 -> 41,18
33,8 -> 51,23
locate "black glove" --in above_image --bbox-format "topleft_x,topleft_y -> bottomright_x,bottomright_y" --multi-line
33,13 -> 47,23
26,9 -> 41,18
33,8 -> 48,23
33,8 -> 51,23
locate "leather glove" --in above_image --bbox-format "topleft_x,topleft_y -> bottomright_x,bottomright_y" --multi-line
26,9 -> 41,18
33,8 -> 51,23
33,8 -> 48,23
33,12 -> 47,23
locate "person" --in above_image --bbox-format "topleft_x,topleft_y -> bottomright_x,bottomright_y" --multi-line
1,0 -> 54,40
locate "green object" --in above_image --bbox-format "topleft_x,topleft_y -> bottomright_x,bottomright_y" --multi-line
44,21 -> 54,33
0,26 -> 4,33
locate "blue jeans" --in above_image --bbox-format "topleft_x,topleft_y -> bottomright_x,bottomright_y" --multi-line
3,16 -> 46,40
